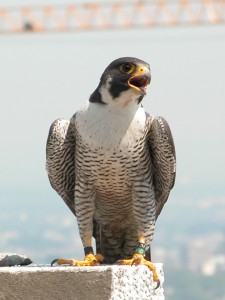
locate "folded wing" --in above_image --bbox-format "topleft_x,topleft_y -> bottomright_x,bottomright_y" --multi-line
147,115 -> 176,220
46,118 -> 76,216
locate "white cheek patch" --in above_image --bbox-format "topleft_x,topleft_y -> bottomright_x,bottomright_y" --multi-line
99,76 -> 113,105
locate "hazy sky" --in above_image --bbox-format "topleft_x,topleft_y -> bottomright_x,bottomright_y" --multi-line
1,25 -> 225,200
0,4 -> 225,266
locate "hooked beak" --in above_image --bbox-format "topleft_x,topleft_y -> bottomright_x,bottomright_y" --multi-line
128,65 -> 151,94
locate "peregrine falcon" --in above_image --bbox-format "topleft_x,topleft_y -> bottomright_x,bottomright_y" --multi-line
46,57 -> 176,287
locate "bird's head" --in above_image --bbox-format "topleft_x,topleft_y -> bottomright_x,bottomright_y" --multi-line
90,57 -> 151,106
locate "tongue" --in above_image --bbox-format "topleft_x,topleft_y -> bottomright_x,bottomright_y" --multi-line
129,76 -> 149,90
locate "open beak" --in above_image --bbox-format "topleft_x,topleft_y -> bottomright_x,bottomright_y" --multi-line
128,65 -> 151,94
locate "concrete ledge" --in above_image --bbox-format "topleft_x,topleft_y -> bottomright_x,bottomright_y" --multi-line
0,264 -> 164,300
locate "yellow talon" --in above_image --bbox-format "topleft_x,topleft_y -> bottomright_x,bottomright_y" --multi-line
116,253 -> 160,288
51,253 -> 101,267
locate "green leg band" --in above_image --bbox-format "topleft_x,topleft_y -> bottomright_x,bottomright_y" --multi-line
135,243 -> 146,257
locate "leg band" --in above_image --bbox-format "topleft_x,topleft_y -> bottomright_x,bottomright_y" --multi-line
135,243 -> 146,257
84,247 -> 94,255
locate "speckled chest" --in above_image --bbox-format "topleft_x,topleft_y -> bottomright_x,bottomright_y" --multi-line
74,102 -> 149,182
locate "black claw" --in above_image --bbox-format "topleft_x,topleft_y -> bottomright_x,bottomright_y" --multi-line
154,279 -> 160,290
131,257 -> 140,266
93,260 -> 100,266
51,259 -> 58,267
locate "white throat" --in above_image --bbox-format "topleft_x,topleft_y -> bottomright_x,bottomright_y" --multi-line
76,98 -> 146,153
99,76 -> 143,115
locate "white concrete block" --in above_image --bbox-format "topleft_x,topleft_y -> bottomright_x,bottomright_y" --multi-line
0,264 -> 164,300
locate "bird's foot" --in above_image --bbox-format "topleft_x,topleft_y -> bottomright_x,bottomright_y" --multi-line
116,247 -> 160,289
51,253 -> 105,267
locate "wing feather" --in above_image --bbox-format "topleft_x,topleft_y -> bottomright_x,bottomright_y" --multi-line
46,118 -> 76,216
147,114 -> 176,219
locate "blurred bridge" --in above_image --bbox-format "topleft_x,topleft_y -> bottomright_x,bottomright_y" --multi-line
0,0 -> 224,33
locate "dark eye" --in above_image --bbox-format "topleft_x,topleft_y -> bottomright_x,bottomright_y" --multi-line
120,63 -> 135,74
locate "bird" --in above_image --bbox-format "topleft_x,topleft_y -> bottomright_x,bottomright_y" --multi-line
46,57 -> 176,287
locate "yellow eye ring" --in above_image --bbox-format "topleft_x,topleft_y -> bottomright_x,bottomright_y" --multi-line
119,63 -> 135,74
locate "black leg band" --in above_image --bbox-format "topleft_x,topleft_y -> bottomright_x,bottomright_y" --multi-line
84,247 -> 94,255
134,243 -> 146,257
